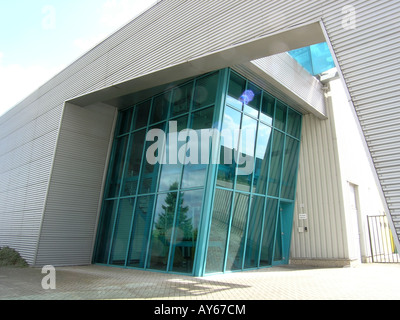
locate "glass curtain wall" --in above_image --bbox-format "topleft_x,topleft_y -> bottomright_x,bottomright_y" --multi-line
93,71 -> 220,275
94,68 -> 302,276
205,70 -> 302,274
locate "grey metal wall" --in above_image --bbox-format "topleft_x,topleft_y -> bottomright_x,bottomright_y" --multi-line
34,103 -> 116,266
1,0 -> 399,264
292,93 -> 348,262
0,99 -> 63,264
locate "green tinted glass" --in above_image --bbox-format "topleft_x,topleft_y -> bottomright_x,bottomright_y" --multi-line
225,193 -> 249,271
193,72 -> 219,109
147,192 -> 178,271
127,195 -> 155,268
259,198 -> 278,266
110,198 -> 135,265
170,189 -> 204,274
205,189 -> 233,274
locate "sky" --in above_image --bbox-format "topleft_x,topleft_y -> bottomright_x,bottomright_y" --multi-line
0,0 -> 158,116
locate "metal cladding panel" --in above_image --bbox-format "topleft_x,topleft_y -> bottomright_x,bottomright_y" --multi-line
35,103 -> 116,266
1,0 -> 400,262
292,111 -> 348,260
0,103 -> 62,264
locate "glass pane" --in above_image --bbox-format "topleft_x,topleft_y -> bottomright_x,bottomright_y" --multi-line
288,47 -> 313,74
287,109 -> 302,138
236,115 -> 257,192
106,136 -> 128,198
253,123 -> 272,194
122,130 -> 146,196
133,100 -> 151,130
244,195 -> 265,269
171,189 -> 204,274
147,192 -> 178,271
226,193 -> 249,271
275,102 -> 287,132
150,93 -> 169,124
205,189 -> 233,274
268,130 -> 284,197
274,212 -> 283,261
217,107 -> 241,189
158,116 -> 188,192
127,195 -> 155,268
117,109 -> 133,135
110,198 -> 135,265
227,72 -> 246,110
259,198 -> 278,266
260,93 -> 275,126
139,122 -> 166,194
193,72 -> 219,109
309,42 -> 335,75
94,200 -> 118,264
171,82 -> 193,117
243,82 -> 261,118
281,137 -> 300,200
182,107 -> 214,189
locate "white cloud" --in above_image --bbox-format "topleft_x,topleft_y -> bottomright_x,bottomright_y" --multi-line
73,33 -> 109,53
0,0 -> 158,117
0,52 -> 64,116
100,0 -> 156,29
72,0 -> 157,60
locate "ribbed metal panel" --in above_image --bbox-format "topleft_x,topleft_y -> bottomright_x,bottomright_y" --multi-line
0,102 -> 62,264
34,103 -> 116,266
292,110 -> 347,260
233,53 -> 326,118
1,0 -> 399,264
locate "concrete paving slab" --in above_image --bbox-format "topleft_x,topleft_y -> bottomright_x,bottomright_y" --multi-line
0,263 -> 399,300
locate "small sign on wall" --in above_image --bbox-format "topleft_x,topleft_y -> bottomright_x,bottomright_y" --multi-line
299,213 -> 308,220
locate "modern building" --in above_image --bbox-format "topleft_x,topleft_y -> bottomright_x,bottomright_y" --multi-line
1,0 -> 399,277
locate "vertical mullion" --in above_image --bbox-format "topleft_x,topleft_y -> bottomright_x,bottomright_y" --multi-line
125,98 -> 154,267
194,68 -> 229,277
107,116 -> 134,265
257,97 -> 276,268
92,122 -> 121,261
123,197 -> 138,267
144,94 -> 171,270
241,196 -> 252,270
241,96 -> 260,270
271,104 -> 289,264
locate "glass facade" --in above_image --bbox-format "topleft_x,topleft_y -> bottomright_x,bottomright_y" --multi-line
93,69 -> 302,276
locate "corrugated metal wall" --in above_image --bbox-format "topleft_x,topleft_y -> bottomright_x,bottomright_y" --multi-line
0,99 -> 63,264
1,0 -> 399,264
292,101 -> 348,261
34,103 -> 116,266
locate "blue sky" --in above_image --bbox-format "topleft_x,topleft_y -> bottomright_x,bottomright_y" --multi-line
0,0 -> 157,116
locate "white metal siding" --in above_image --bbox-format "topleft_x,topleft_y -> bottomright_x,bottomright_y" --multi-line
34,103 -> 116,266
0,105 -> 62,264
292,107 -> 348,260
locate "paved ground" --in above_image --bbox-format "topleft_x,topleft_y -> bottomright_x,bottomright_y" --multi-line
0,263 -> 399,300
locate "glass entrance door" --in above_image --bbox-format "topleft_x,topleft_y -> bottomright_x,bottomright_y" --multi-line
273,201 -> 294,265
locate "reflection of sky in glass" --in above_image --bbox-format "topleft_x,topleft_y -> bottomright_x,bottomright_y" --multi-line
239,116 -> 257,157
256,124 -> 272,159
220,107 -> 241,149
289,42 -> 335,76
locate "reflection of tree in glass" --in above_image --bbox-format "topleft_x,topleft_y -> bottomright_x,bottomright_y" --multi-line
154,182 -> 193,242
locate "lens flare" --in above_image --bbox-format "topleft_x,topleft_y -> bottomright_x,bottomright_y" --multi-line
239,90 -> 255,104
